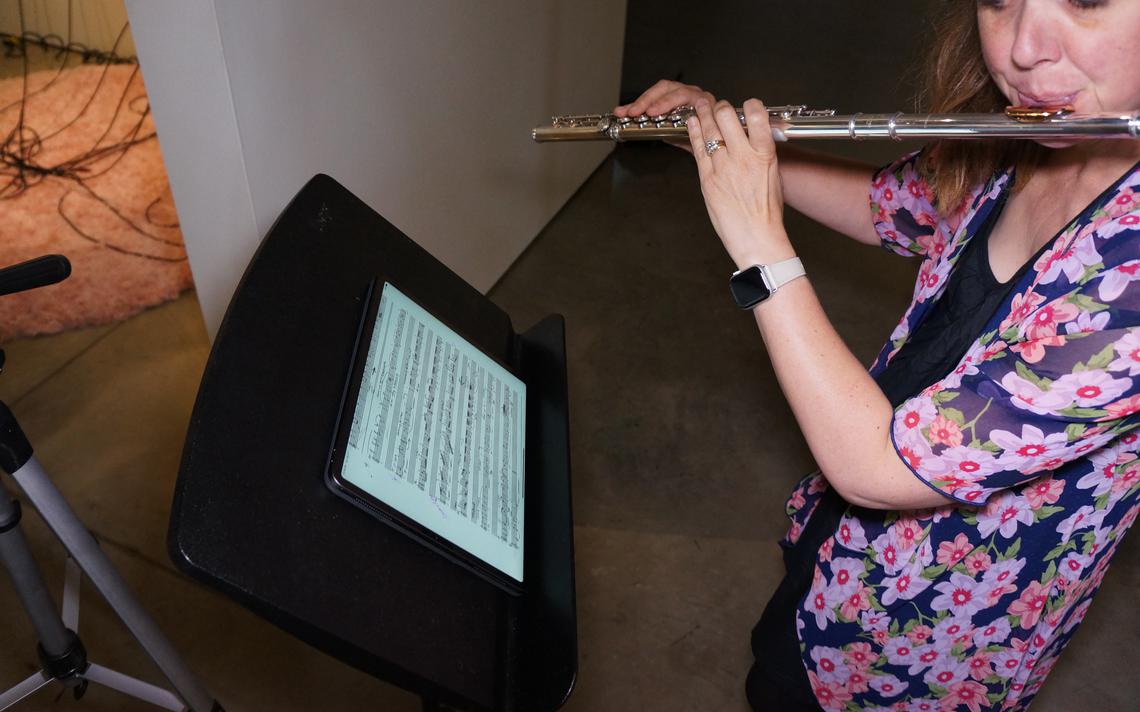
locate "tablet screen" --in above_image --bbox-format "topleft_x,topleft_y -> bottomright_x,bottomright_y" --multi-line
340,282 -> 526,582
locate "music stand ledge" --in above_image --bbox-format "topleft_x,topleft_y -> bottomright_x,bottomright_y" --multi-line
169,175 -> 577,711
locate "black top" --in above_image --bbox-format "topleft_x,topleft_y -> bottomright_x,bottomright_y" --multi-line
874,191 -> 1030,407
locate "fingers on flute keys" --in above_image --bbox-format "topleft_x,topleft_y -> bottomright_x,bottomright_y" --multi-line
616,79 -> 713,119
713,99 -> 748,150
742,98 -> 776,158
696,100 -> 729,160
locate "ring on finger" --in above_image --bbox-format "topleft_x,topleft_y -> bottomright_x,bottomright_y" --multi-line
704,138 -> 726,156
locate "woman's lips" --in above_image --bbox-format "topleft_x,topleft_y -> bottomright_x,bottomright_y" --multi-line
1016,90 -> 1077,107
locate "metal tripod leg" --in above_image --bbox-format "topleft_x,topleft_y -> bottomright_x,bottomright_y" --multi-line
5,456 -> 218,711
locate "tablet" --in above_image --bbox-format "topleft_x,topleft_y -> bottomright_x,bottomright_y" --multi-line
326,280 -> 527,594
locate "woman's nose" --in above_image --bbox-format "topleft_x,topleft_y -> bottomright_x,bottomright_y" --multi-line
1009,1 -> 1062,70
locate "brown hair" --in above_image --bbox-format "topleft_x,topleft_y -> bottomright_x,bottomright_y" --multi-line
918,0 -> 1044,215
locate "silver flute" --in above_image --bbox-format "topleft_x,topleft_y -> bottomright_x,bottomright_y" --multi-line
532,105 -> 1140,143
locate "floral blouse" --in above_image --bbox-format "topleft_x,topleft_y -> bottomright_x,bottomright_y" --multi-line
782,152 -> 1140,711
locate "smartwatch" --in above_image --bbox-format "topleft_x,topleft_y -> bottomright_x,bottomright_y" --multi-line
729,257 -> 806,309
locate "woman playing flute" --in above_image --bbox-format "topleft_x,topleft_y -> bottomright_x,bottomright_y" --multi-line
617,1 -> 1140,710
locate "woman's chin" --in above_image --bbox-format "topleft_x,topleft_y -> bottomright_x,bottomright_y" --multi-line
1032,138 -> 1080,150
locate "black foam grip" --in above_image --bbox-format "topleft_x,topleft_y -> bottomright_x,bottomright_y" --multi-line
0,402 -> 33,475
0,254 -> 72,297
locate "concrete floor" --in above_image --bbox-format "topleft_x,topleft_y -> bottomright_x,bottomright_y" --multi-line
0,2 -> 1137,710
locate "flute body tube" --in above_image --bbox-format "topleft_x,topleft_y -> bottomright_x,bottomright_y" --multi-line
532,105 -> 1140,143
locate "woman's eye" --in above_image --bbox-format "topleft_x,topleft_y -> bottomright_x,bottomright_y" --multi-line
1070,0 -> 1106,8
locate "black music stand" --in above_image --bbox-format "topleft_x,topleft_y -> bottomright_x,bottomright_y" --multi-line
168,175 -> 577,711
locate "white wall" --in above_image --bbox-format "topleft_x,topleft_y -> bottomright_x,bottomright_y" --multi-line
126,0 -> 625,337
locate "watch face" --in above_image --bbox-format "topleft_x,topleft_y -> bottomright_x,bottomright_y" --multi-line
730,265 -> 772,309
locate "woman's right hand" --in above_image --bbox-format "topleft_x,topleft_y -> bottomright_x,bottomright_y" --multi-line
614,79 -> 717,153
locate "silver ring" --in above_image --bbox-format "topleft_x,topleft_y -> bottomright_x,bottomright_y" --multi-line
704,139 -> 726,156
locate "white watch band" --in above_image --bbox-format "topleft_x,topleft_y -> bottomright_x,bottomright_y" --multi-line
764,256 -> 806,291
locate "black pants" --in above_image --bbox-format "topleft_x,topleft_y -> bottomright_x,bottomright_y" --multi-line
745,490 -> 848,712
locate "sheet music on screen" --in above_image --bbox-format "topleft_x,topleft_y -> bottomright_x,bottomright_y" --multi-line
342,282 -> 526,581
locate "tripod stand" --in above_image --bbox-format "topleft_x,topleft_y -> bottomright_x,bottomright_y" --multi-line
0,256 -> 222,711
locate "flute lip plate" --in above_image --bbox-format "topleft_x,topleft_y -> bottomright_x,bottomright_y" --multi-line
1005,105 -> 1074,122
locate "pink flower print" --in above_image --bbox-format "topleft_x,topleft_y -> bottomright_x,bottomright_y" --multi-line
976,493 -> 1034,539
1034,234 -> 1101,286
928,415 -> 964,448
998,373 -> 1072,416
872,531 -> 904,574
991,423 -> 1069,471
896,437 -> 946,479
830,556 -> 865,597
1010,334 -> 1066,364
972,617 -> 1012,648
1001,290 -> 1047,333
819,536 -> 834,562
868,672 -> 908,699
966,651 -> 995,681
916,258 -> 953,301
916,233 -> 948,260
844,668 -> 871,694
932,572 -> 992,616
810,645 -> 852,684
963,549 -> 992,575
860,611 -> 890,632
907,698 -> 938,712
835,516 -> 868,551
1104,392 -> 1140,419
884,636 -> 922,667
1007,579 -> 1050,629
992,650 -> 1023,679
1106,188 -> 1136,218
1022,300 -> 1081,341
844,641 -> 879,670
840,582 -> 873,621
1095,211 -> 1140,241
903,177 -> 932,209
808,670 -> 853,711
940,680 -> 990,712
1062,599 -> 1093,635
787,488 -> 806,511
906,624 -> 935,646
1023,476 -> 1065,509
1055,504 -> 1108,543
908,645 -> 942,676
936,532 -> 973,567
807,570 -> 843,630
892,516 -> 925,551
938,446 -> 999,482
1078,448 -> 1124,496
785,520 -> 803,545
981,557 -> 1026,598
932,616 -> 973,645
1110,462 -> 1140,499
1109,330 -> 1140,375
808,475 -> 830,494
1050,370 -> 1131,409
1098,260 -> 1140,301
880,565 -> 934,606
1058,551 -> 1092,583
922,656 -> 970,688
1064,310 -> 1111,335
898,397 -> 938,434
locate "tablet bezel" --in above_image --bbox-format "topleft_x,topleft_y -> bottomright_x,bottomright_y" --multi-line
325,279 -> 526,596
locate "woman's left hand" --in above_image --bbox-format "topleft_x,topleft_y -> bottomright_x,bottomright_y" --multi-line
686,98 -> 794,270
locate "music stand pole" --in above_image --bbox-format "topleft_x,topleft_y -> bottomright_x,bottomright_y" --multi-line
0,401 -> 221,711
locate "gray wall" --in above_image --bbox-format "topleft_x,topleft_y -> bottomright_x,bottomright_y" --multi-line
127,0 -> 626,336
